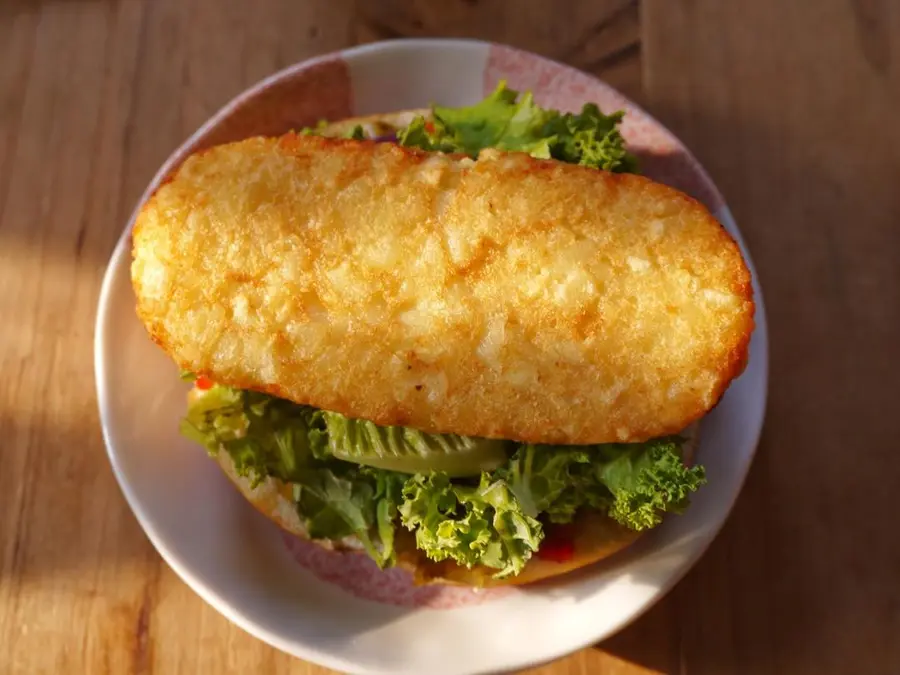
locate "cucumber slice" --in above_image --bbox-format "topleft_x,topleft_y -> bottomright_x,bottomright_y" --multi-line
320,411 -> 512,477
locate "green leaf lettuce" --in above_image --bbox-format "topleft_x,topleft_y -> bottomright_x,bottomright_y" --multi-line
501,439 -> 706,532
181,385 -> 704,579
397,80 -> 638,172
399,472 -> 543,578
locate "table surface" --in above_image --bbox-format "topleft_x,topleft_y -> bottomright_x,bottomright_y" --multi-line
2,1 -> 899,673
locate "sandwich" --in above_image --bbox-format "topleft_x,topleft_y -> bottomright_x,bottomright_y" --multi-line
131,82 -> 754,586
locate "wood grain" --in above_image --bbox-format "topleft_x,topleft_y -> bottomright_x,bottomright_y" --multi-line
0,0 -> 897,673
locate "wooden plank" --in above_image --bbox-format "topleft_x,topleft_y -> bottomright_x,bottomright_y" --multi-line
642,1 -> 900,674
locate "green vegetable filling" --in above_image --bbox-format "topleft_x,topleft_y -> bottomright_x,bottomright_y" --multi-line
182,385 -> 704,579
299,119 -> 367,140
397,80 -> 638,172
298,80 -> 637,173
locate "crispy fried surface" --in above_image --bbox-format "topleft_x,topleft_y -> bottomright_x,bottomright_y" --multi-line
132,133 -> 754,444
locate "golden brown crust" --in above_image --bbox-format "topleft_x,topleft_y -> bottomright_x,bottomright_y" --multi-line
133,125 -> 753,445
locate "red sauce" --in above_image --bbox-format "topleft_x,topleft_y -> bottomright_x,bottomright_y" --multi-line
195,375 -> 214,390
536,525 -> 576,563
424,121 -> 436,134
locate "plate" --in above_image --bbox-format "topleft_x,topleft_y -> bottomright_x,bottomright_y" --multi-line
95,38 -> 769,675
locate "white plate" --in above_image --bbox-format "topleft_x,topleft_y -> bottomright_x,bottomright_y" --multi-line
95,38 -> 769,675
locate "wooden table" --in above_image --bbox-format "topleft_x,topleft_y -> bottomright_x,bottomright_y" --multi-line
2,1 -> 898,673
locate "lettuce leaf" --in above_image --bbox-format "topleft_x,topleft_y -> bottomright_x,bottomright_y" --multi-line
595,438 -> 707,530
181,385 -> 704,578
397,80 -> 637,172
181,386 -> 315,486
182,386 -> 405,566
393,437 -> 704,577
299,120 -> 367,139
500,444 -> 599,522
399,473 -> 542,578
342,124 -> 366,140
500,438 -> 706,531
291,465 -> 405,567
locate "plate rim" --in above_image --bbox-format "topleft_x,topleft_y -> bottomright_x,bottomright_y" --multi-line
94,37 -> 770,675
